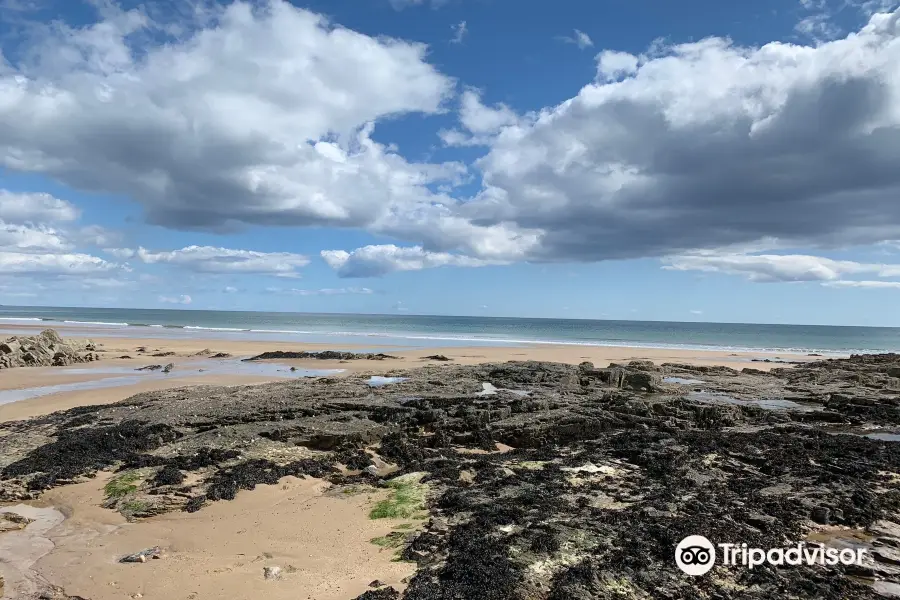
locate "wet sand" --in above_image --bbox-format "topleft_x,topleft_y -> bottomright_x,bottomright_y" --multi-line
1,474 -> 415,600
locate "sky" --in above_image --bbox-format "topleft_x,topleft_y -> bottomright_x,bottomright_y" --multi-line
1,0 -> 900,326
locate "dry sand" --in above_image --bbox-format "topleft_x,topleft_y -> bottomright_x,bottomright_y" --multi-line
1,473 -> 415,600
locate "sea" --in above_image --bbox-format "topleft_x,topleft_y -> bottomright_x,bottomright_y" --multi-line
1,305 -> 898,355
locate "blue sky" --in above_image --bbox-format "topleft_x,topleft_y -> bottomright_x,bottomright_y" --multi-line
1,0 -> 900,326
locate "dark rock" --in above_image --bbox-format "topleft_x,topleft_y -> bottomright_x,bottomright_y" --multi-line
627,360 -> 659,372
811,506 -> 831,525
423,355 -> 452,361
183,496 -> 206,513
136,364 -> 163,371
353,587 -> 399,599
153,465 -> 185,486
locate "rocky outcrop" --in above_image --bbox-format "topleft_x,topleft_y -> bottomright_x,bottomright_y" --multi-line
0,329 -> 99,370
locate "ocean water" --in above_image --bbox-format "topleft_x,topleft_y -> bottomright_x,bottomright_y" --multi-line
1,305 -> 899,354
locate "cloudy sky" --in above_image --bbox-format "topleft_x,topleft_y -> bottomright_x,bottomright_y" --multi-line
1,0 -> 900,326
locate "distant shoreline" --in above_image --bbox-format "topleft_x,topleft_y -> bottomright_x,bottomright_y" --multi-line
0,321 -> 863,356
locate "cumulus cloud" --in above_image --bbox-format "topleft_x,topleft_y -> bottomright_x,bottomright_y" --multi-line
6,2 -> 900,278
321,245 -> 504,277
0,190 -> 122,279
0,251 -> 119,275
135,245 -> 310,277
0,0 -> 457,234
662,253 -> 900,282
464,9 -> 900,263
595,50 -> 640,81
439,90 -> 520,147
159,294 -> 192,304
0,191 -> 79,223
0,222 -> 69,253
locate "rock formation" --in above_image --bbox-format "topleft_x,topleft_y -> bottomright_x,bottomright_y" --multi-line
0,329 -> 99,370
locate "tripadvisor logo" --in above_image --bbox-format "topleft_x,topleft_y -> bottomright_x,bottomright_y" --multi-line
675,535 -> 868,576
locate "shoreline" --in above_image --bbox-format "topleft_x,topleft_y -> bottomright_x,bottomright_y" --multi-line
0,321 -> 875,356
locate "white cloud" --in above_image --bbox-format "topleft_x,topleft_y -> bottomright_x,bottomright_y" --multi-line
321,244 -> 505,277
823,280 -> 900,288
0,0 -> 456,235
796,13 -> 842,41
223,286 -> 238,293
0,190 -> 124,283
439,89 -> 520,147
463,8 -> 900,263
595,50 -> 639,81
135,245 -> 310,277
5,2 -> 900,279
0,221 -> 69,253
690,309 -> 703,315
159,294 -> 192,304
451,20 -> 467,44
560,29 -> 594,49
327,5 -> 900,275
663,253 -> 900,282
0,251 -> 119,275
0,190 -> 79,224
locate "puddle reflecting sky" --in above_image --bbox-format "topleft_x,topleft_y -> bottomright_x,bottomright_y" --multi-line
367,376 -> 408,387
663,377 -> 705,385
687,391 -> 822,412
0,359 -> 344,406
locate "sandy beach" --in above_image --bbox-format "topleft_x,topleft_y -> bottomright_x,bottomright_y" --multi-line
0,326 -> 847,600
7,474 -> 415,600
0,326 -> 818,422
